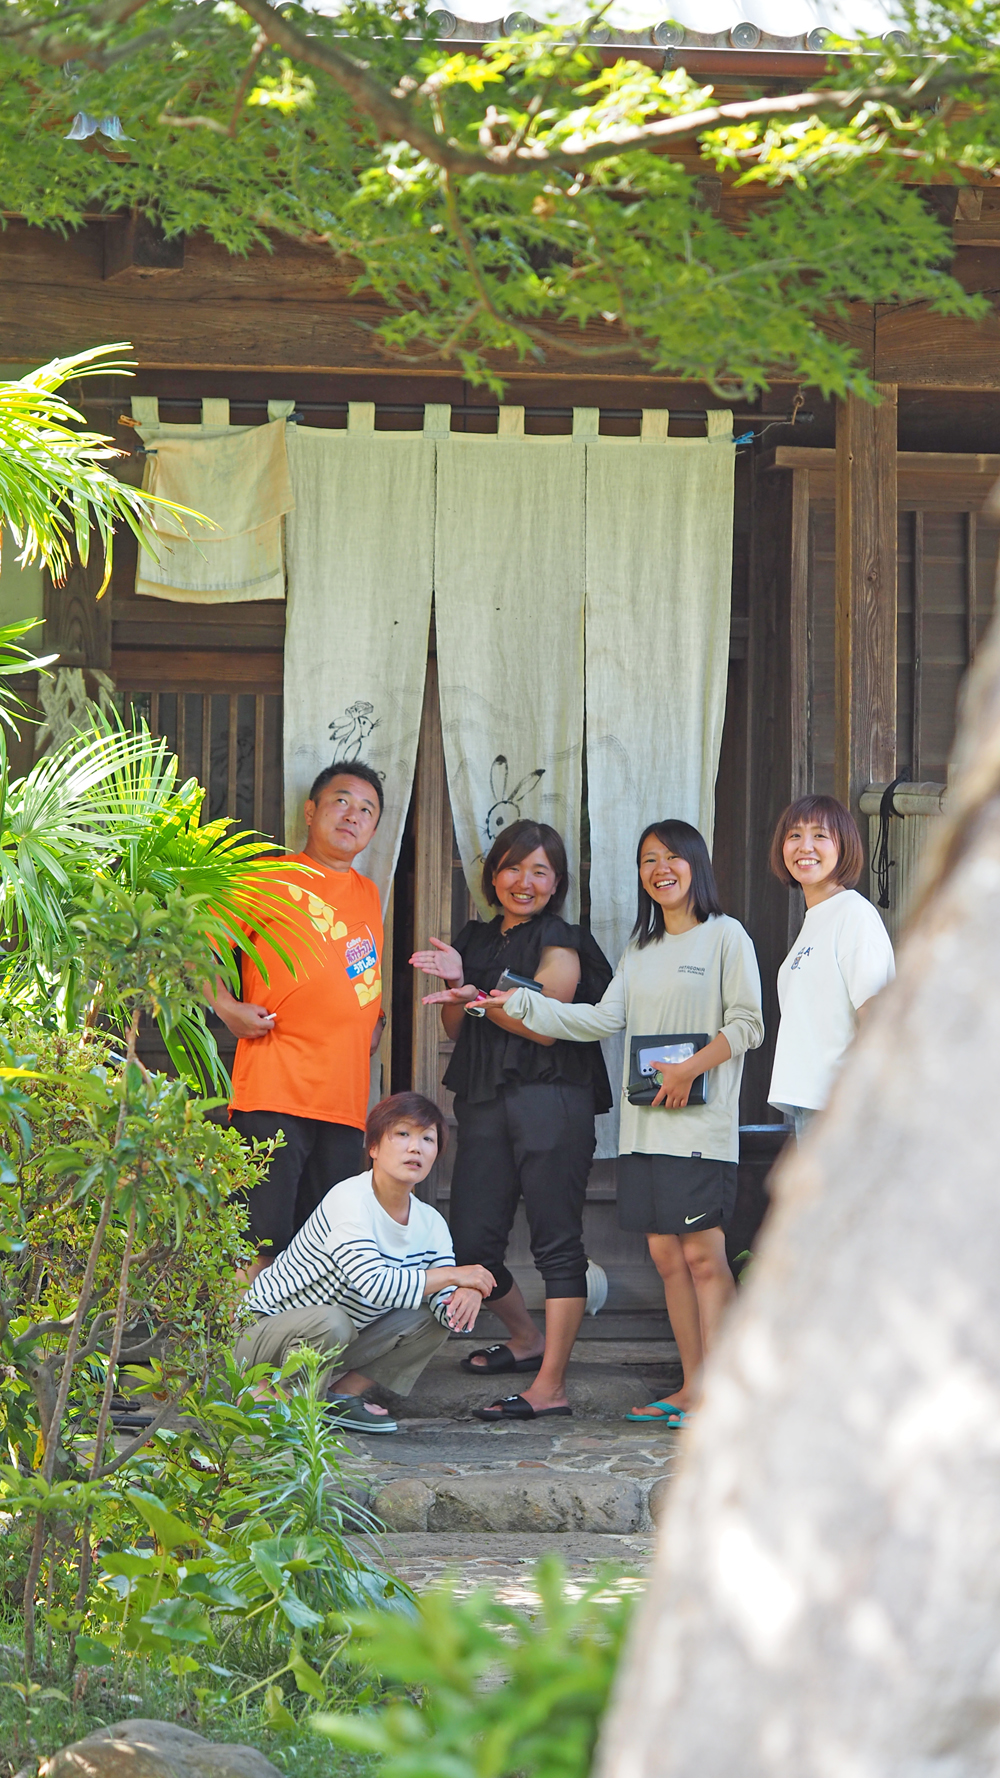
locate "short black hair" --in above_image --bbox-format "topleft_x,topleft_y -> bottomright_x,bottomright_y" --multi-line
481,819 -> 569,914
307,759 -> 384,820
631,819 -> 723,947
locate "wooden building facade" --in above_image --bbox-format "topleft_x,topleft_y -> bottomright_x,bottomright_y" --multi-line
3,127 -> 998,1303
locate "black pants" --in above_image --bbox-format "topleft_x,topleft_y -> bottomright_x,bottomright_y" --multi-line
448,1082 -> 595,1301
229,1110 -> 364,1257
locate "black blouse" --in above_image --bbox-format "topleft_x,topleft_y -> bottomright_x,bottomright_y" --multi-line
442,912 -> 613,1111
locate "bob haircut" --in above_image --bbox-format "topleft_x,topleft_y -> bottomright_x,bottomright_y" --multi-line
480,819 -> 569,915
631,820 -> 723,947
365,1092 -> 448,1164
769,795 -> 863,890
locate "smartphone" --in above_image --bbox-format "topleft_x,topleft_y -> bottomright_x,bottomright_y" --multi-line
638,1042 -> 697,1077
496,969 -> 543,994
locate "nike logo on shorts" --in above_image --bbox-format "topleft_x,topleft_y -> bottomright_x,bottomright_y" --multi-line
684,1212 -> 707,1225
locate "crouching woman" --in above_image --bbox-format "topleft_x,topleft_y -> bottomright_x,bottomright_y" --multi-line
236,1091 -> 494,1434
496,820 -> 763,1426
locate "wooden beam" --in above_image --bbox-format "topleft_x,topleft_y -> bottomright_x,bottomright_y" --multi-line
874,303 -> 1000,389
112,646 -> 282,692
768,448 -> 1000,511
834,386 -> 898,830
104,213 -> 185,279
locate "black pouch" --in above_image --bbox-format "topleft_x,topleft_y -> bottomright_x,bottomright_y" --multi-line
627,1034 -> 709,1107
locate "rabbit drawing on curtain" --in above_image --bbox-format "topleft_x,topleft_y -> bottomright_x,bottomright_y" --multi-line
483,754 -> 545,842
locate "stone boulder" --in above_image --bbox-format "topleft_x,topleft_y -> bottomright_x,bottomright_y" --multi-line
40,1720 -> 282,1778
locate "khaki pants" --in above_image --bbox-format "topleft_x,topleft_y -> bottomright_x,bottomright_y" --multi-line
236,1302 -> 449,1397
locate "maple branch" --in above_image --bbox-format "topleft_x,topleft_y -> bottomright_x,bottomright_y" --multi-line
230,0 -> 981,175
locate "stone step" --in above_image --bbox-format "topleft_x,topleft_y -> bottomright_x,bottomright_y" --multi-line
372,1337 -> 683,1423
343,1414 -> 681,1536
459,1311 -> 674,1342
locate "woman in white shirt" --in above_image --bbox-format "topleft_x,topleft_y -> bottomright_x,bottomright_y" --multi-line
768,796 -> 895,1138
496,820 -> 764,1427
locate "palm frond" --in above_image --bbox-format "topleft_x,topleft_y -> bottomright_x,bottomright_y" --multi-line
0,344 -> 206,593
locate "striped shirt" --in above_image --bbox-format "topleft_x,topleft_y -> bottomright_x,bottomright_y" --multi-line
245,1171 -> 457,1328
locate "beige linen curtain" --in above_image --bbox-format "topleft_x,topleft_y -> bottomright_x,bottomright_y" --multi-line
282,404 -> 441,909
584,408 -> 735,1153
132,397 -> 294,603
434,406 -> 588,919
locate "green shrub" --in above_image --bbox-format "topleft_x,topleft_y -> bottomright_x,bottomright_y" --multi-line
315,1557 -> 636,1778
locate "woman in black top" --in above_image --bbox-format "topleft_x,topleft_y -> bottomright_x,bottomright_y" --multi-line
410,820 -> 611,1420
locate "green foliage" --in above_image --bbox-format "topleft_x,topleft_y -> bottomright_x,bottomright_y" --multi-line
0,707 -> 306,1089
1,1 -> 998,391
65,1354 -> 398,1679
0,1021 -> 257,1475
0,346 -> 188,588
315,1557 -> 636,1778
0,1647 -> 374,1778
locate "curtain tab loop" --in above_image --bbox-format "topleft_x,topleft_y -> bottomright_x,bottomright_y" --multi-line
572,407 -> 600,441
201,398 -> 229,428
641,409 -> 671,443
130,396 -> 159,428
497,405 -> 525,439
348,402 -> 375,434
707,408 -> 733,439
423,403 -> 452,438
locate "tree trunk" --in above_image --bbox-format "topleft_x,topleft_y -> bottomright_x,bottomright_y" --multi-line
598,615 -> 1000,1777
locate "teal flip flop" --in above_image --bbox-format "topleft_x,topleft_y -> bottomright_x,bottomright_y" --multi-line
625,1399 -> 688,1425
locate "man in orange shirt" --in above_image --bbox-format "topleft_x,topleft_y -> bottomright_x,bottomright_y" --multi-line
210,760 -> 386,1280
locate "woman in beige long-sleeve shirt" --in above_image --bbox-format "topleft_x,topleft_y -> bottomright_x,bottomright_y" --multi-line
497,819 -> 763,1427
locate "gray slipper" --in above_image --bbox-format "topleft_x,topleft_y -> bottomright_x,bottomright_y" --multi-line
325,1394 -> 398,1434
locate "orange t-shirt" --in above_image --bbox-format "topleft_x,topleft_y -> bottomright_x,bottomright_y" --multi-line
229,855 -> 383,1129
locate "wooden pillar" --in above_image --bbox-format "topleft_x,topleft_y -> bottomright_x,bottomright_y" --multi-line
410,653 -> 454,1199
834,386 -> 898,832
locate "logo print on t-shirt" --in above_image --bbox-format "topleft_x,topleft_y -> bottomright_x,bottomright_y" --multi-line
790,944 -> 813,971
345,924 -> 381,1007
286,882 -> 348,943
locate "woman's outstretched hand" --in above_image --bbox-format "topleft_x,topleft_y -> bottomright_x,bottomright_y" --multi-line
421,983 -> 481,1008
410,936 -> 464,985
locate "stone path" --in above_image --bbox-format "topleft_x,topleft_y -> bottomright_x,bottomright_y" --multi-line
371,1532 -> 656,1603
342,1327 -> 684,1601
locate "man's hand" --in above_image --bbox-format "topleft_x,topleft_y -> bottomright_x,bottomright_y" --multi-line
444,1286 -> 486,1332
219,1001 -> 276,1040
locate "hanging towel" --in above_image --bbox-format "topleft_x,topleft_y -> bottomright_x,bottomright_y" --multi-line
584,409 -> 735,1154
281,405 -> 438,910
434,407 -> 587,918
133,399 -> 294,603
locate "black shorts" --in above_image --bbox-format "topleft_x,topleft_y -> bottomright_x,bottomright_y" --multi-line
229,1110 -> 364,1257
617,1152 -> 737,1237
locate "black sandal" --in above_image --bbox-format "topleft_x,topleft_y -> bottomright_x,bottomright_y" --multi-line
460,1344 -> 543,1375
473,1394 -> 572,1421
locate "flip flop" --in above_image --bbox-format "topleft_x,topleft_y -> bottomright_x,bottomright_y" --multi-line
473,1394 -> 572,1421
625,1400 -> 689,1424
460,1343 -> 543,1375
325,1394 -> 398,1434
